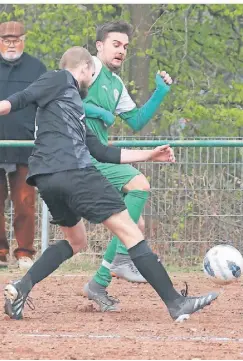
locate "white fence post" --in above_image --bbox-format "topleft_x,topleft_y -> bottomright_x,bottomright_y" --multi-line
41,200 -> 49,253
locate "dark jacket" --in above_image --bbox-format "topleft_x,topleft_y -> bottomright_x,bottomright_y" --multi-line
7,70 -> 121,185
0,52 -> 47,164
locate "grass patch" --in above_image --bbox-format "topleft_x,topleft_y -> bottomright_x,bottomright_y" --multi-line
57,253 -> 101,274
0,253 -> 203,276
165,263 -> 202,273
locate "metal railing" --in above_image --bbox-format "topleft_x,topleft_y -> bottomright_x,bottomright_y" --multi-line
1,139 -> 243,266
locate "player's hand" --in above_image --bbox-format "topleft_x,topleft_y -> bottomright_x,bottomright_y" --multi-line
101,109 -> 115,127
159,71 -> 173,85
150,145 -> 175,163
0,100 -> 11,115
155,71 -> 173,93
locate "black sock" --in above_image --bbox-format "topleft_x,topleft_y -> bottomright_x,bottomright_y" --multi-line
20,240 -> 73,294
128,240 -> 181,306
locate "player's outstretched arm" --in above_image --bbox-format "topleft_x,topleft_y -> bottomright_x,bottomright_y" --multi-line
86,127 -> 121,163
119,71 -> 172,131
86,128 -> 175,164
0,71 -> 67,113
120,145 -> 175,164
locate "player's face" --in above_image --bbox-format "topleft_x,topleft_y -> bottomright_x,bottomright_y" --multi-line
0,36 -> 25,61
96,32 -> 129,71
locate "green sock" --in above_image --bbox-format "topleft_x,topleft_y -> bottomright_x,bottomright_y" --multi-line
93,190 -> 149,287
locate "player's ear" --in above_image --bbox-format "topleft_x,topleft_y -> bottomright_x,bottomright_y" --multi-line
80,62 -> 88,74
96,41 -> 103,52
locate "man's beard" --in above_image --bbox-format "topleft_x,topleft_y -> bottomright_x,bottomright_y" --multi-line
106,61 -> 121,74
79,83 -> 88,99
1,51 -> 23,62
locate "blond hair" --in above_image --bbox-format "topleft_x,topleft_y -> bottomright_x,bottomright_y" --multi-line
59,46 -> 93,70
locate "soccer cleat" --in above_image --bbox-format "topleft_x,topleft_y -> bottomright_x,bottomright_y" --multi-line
110,254 -> 147,283
168,291 -> 219,322
4,280 -> 32,320
83,282 -> 120,312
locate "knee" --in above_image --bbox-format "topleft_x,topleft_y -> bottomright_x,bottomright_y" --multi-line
123,174 -> 150,192
133,174 -> 150,192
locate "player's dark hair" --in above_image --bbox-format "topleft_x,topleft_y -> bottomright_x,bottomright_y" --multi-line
96,20 -> 133,42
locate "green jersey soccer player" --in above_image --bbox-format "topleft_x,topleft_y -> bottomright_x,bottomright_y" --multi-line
83,20 -> 172,311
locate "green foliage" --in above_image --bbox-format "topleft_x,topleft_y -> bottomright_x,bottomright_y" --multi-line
144,4 -> 243,137
0,4 -> 242,137
0,4 -> 122,67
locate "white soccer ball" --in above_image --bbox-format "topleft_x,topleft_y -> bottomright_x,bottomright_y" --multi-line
203,244 -> 243,285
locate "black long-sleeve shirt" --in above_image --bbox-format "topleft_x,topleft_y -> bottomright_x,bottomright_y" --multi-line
7,69 -> 121,185
0,52 -> 47,163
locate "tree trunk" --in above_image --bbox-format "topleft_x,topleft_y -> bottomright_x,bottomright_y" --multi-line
128,4 -> 154,135
0,4 -> 13,15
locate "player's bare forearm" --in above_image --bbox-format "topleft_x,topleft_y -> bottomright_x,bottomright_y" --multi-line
120,149 -> 153,162
86,128 -> 175,164
120,145 -> 175,164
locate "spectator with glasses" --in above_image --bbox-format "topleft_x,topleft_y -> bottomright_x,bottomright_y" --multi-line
0,21 -> 46,270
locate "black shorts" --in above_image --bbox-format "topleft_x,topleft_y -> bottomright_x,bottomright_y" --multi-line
34,166 -> 126,227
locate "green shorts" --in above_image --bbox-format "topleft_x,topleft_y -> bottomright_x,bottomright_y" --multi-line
91,157 -> 141,192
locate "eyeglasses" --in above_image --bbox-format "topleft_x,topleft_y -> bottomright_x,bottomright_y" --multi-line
1,38 -> 22,46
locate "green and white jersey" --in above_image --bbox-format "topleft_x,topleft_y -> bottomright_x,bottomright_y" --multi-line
84,56 -> 136,145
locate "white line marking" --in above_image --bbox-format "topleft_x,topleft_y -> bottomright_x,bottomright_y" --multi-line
16,333 -> 243,343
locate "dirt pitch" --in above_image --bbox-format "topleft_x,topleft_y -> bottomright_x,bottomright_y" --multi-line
0,271 -> 243,360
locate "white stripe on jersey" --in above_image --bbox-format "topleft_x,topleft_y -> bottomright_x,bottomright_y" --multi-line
114,82 -> 136,115
91,56 -> 102,84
